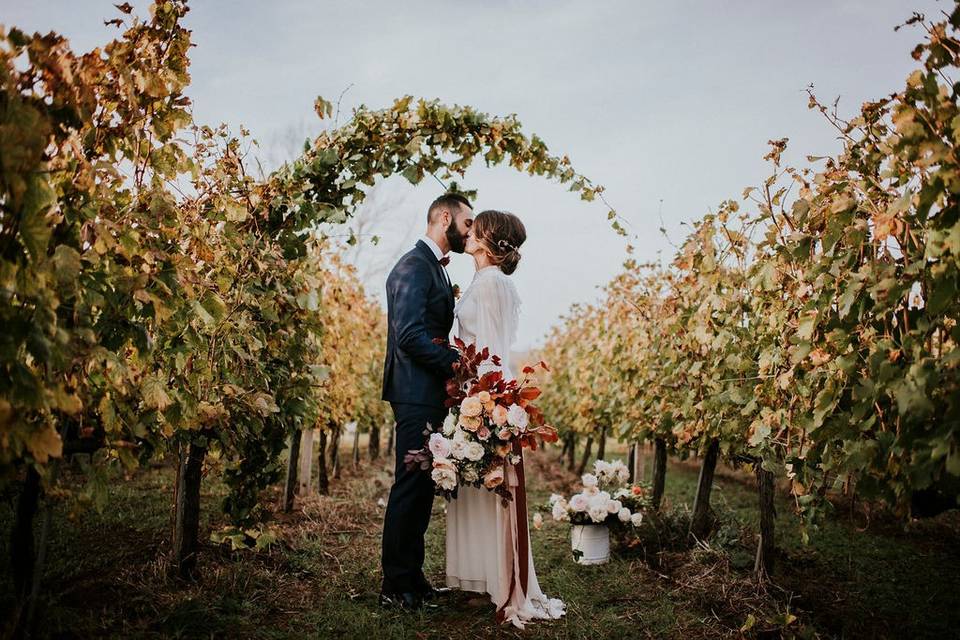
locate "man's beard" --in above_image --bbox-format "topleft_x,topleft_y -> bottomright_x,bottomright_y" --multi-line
446,221 -> 467,254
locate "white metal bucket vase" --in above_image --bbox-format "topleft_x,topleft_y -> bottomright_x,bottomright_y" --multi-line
570,523 -> 610,565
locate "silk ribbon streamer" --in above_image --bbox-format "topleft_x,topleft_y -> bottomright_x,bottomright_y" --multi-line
495,441 -> 529,623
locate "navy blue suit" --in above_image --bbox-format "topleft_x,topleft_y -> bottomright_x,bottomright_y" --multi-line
380,240 -> 459,595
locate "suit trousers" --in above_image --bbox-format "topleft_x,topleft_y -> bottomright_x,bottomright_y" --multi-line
381,402 -> 446,594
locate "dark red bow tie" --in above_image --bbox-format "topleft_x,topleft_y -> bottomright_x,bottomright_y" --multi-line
439,256 -> 450,267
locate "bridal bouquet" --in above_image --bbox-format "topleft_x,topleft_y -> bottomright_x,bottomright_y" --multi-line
405,338 -> 558,504
549,459 -> 651,528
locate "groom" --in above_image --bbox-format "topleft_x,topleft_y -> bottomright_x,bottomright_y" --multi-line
380,193 -> 474,610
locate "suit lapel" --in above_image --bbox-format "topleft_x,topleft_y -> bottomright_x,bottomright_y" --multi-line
414,239 -> 435,263
415,240 -> 455,324
438,263 -> 454,324
445,273 -> 454,324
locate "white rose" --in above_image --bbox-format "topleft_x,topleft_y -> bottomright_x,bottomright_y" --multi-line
464,441 -> 485,462
607,499 -> 622,514
618,507 -> 632,523
506,404 -> 529,430
532,513 -> 544,530
630,512 -> 644,527
612,461 -> 629,484
584,486 -> 599,497
462,467 -> 479,483
613,488 -> 629,499
442,413 -> 457,436
582,473 -> 598,489
432,467 -> 457,491
568,494 -> 589,512
428,433 -> 452,459
549,493 -> 565,506
451,440 -> 468,460
598,490 -> 611,502
588,506 -> 608,523
593,460 -> 610,476
552,501 -> 570,521
588,496 -> 609,515
431,457 -> 457,491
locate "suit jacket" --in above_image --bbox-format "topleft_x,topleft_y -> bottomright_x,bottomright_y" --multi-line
382,240 -> 459,407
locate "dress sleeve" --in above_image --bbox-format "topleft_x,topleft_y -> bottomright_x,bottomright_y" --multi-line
470,272 -> 521,378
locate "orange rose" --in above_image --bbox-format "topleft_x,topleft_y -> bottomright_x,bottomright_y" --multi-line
476,391 -> 495,413
491,404 -> 509,427
460,396 -> 483,417
483,466 -> 504,489
458,414 -> 482,432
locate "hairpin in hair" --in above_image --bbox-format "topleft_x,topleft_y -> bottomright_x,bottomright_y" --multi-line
497,238 -> 518,253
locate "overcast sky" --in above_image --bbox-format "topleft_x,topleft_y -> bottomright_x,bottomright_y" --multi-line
3,0 -> 945,349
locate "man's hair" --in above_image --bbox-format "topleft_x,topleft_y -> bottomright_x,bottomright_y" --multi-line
427,193 -> 472,224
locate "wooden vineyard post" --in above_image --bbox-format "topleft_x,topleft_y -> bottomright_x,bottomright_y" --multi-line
25,479 -> 54,638
330,425 -> 341,480
635,442 -> 645,484
566,434 -> 576,471
595,424 -> 607,462
754,464 -> 777,578
369,422 -> 381,461
11,467 -> 40,602
11,466 -> 55,639
173,441 -> 207,579
283,429 -> 302,513
652,438 -> 667,511
576,436 -> 594,477
689,438 -> 720,541
317,429 -> 330,495
560,435 -> 572,464
298,429 -> 315,496
13,426 -> 67,637
352,426 -> 360,468
627,441 -> 646,484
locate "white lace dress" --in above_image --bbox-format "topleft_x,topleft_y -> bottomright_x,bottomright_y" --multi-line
444,265 -> 566,629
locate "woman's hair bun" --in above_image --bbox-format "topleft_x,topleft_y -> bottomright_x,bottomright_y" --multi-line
473,210 -> 526,275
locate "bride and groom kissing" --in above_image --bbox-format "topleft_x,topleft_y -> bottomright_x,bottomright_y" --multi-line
379,194 -> 565,628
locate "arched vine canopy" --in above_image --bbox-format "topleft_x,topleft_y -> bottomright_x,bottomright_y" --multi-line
265,93 -> 624,249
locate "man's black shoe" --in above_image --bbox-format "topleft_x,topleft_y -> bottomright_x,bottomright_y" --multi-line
379,591 -> 437,611
419,586 -> 452,602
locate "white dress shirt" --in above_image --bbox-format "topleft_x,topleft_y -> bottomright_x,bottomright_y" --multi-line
421,235 -> 445,261
421,235 -> 451,286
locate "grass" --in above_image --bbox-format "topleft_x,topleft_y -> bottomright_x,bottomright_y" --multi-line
1,438 -> 958,639
657,458 -> 960,637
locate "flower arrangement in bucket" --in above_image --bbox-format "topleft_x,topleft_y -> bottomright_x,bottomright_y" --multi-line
547,459 -> 652,564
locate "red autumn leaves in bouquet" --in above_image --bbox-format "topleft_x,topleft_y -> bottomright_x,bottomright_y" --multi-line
440,337 -> 558,450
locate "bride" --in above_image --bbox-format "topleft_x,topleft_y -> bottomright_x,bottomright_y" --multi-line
444,210 -> 566,629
